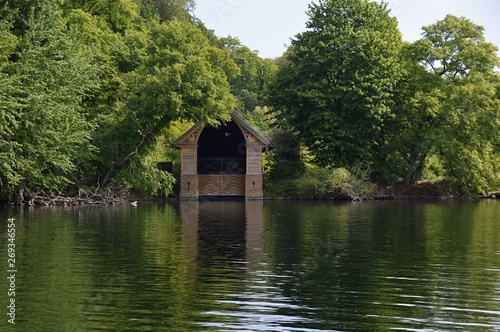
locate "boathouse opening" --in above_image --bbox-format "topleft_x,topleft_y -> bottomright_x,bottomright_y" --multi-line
197,121 -> 246,174
197,121 -> 246,196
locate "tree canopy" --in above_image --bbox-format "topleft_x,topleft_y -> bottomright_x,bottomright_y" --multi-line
267,0 -> 403,167
0,0 -> 244,202
0,2 -> 102,200
374,15 -> 500,193
1,0 -> 499,202
266,2 -> 500,195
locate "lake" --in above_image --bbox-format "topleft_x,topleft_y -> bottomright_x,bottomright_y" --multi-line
0,200 -> 499,331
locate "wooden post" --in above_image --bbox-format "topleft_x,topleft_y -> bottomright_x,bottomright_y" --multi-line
245,143 -> 265,199
179,144 -> 199,199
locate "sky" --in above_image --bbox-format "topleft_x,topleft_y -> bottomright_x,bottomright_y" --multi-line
194,0 -> 500,59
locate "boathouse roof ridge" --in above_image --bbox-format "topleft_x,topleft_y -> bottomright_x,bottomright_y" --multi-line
172,122 -> 204,147
229,111 -> 272,149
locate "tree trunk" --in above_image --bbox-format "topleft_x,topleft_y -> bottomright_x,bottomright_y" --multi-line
402,148 -> 428,185
100,131 -> 155,187
403,149 -> 420,185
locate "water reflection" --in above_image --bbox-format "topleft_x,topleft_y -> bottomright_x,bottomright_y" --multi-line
180,200 -> 296,331
179,200 -> 263,267
261,201 -> 500,331
0,200 -> 499,331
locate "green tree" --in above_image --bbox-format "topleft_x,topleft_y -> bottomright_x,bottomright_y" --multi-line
377,15 -> 500,193
437,72 -> 500,194
373,44 -> 445,185
140,0 -> 195,21
266,0 -> 402,167
62,0 -> 139,32
0,2 -> 102,201
97,18 -> 239,190
0,0 -> 240,201
266,127 -> 305,179
220,37 -> 278,114
0,21 -> 21,199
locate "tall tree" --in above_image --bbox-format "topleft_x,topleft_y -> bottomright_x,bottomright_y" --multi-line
266,0 -> 402,167
140,0 -> 195,21
0,21 -> 21,199
96,18 -> 238,189
0,0 -> 240,201
373,43 -> 446,185
63,0 -> 139,32
376,15 -> 500,193
220,37 -> 278,114
0,2 -> 102,200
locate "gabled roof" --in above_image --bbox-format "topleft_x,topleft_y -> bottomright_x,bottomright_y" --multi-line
172,122 -> 204,147
230,111 -> 272,148
173,111 -> 272,150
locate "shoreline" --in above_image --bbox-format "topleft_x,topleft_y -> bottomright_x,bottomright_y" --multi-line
3,183 -> 498,207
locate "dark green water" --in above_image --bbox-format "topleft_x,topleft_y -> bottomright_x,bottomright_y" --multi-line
0,200 -> 499,331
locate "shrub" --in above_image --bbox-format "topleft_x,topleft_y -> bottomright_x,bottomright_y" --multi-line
292,167 -> 374,200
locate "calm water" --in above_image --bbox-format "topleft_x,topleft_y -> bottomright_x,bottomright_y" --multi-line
0,200 -> 499,331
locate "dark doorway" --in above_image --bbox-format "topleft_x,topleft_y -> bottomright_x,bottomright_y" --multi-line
197,121 -> 246,175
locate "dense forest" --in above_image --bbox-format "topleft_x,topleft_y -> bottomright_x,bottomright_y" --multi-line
1,0 -> 499,204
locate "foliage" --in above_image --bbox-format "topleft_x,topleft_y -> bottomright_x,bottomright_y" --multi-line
220,37 -> 278,114
266,0 -> 403,167
2,0 -> 499,200
291,165 -> 375,200
0,0 -> 241,202
62,0 -> 139,32
375,15 -> 500,194
140,0 -> 195,21
265,128 -> 306,179
0,2 -> 102,199
0,22 -> 21,198
436,73 -> 500,194
267,9 -> 500,195
95,18 -> 238,187
340,164 -> 377,201
114,130 -> 176,197
372,43 -> 445,185
413,15 -> 498,78
293,168 -> 347,199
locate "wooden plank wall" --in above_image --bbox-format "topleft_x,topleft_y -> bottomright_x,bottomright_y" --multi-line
246,146 -> 263,174
198,175 -> 245,196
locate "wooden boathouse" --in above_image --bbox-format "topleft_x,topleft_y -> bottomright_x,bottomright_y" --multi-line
173,111 -> 272,199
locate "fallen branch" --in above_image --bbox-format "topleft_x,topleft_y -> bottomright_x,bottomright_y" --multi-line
11,186 -> 131,206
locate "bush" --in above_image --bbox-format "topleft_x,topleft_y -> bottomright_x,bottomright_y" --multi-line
341,165 -> 377,201
294,168 -> 331,198
292,166 -> 375,200
293,168 -> 340,199
266,128 -> 306,179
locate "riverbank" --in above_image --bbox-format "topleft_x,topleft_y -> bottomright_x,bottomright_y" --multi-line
374,183 -> 450,200
264,182 -> 499,201
3,183 -> 498,206
5,192 -> 131,206
375,183 -> 499,200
